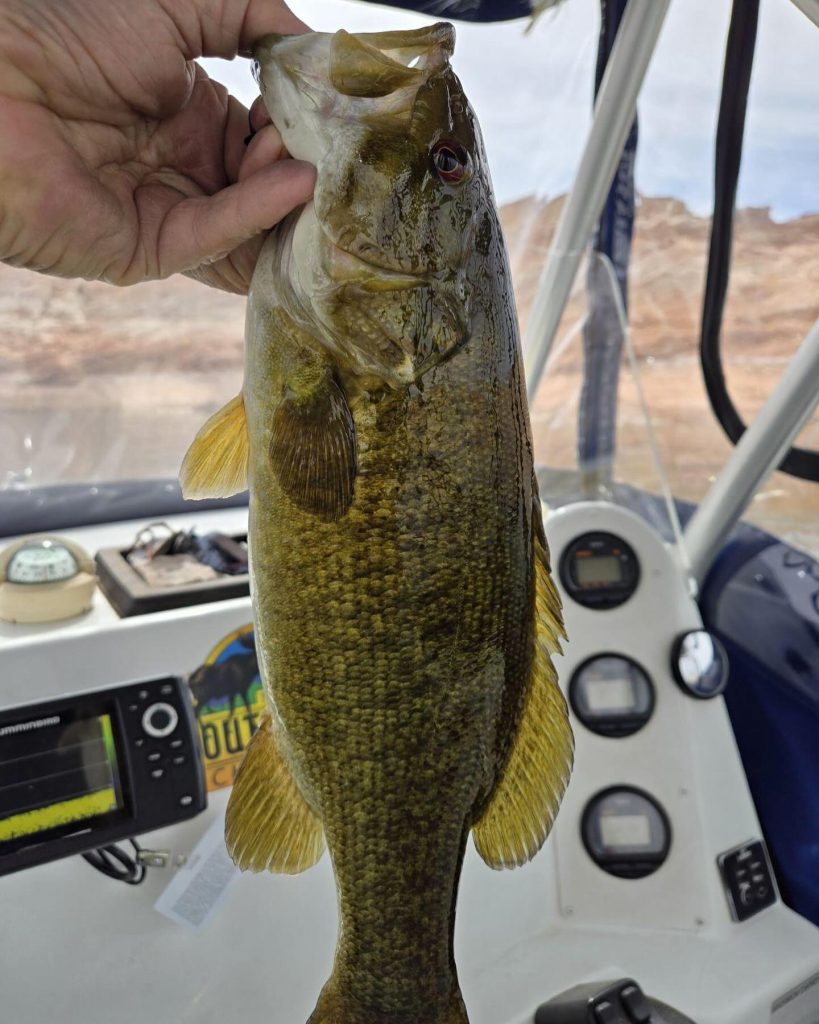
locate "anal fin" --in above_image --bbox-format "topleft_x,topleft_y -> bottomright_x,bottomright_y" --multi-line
225,711 -> 325,874
472,511 -> 574,870
180,394 -> 249,499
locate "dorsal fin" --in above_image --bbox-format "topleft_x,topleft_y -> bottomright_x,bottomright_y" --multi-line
471,505 -> 574,870
225,711 -> 325,874
180,394 -> 249,499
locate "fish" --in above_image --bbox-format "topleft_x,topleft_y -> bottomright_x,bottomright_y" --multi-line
180,22 -> 573,1024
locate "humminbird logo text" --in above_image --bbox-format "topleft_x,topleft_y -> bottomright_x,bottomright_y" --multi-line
0,716 -> 61,737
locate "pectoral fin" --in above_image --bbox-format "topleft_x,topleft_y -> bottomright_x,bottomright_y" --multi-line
180,394 -> 249,499
472,514 -> 574,870
225,711 -> 325,874
270,371 -> 357,521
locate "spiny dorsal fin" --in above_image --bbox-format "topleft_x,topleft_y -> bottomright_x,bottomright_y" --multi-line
225,711 -> 325,874
180,394 -> 249,499
270,371 -> 356,521
471,511 -> 573,870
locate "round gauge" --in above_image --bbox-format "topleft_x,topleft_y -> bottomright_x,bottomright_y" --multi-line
0,535 -> 96,624
672,630 -> 729,699
569,655 -> 655,737
7,540 -> 80,584
559,531 -> 640,610
581,787 -> 672,879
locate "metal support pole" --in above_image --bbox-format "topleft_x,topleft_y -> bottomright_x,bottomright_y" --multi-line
524,0 -> 671,398
790,0 -> 819,30
684,318 -> 819,585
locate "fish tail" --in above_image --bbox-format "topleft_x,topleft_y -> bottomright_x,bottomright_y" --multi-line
307,975 -> 469,1024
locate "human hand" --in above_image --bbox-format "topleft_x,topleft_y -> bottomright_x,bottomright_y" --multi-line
0,0 -> 315,293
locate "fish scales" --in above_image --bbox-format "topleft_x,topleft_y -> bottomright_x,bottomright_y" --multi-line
251,348 -> 524,1019
181,22 -> 573,1024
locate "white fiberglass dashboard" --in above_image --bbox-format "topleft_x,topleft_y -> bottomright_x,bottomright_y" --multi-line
0,503 -> 818,1024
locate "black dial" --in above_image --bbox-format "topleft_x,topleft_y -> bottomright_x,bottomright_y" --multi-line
582,787 -> 672,879
142,703 -> 179,739
559,532 -> 640,610
570,655 -> 655,737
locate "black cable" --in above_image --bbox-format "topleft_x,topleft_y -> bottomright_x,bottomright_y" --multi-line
700,0 -> 819,482
82,838 -> 145,885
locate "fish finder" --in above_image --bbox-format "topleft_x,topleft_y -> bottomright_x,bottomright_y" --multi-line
0,676 -> 206,877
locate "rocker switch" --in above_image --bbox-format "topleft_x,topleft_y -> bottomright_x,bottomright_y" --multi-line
620,985 -> 652,1022
593,1001 -> 623,1024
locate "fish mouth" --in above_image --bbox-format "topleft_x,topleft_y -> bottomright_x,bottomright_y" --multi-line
327,240 -> 428,293
251,24 -> 456,164
327,25 -> 455,97
253,24 -> 455,94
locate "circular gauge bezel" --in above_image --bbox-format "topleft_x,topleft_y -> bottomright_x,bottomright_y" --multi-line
559,531 -> 641,610
569,653 -> 656,738
581,785 -> 672,880
6,541 -> 81,585
672,630 -> 730,700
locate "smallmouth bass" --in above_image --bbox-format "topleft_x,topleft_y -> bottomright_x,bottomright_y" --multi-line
181,23 -> 573,1024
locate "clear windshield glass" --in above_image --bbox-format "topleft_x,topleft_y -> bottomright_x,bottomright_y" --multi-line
0,270 -> 245,488
0,0 -> 816,557
504,0 -> 819,558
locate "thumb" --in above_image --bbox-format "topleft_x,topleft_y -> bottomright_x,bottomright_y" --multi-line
181,0 -> 309,59
155,159 -> 315,279
238,0 -> 309,45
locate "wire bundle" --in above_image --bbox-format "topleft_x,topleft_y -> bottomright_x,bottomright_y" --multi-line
82,838 -> 145,886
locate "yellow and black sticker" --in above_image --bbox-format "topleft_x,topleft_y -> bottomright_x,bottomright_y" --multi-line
188,625 -> 265,792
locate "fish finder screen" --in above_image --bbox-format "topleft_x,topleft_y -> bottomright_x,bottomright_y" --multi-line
0,711 -> 124,845
575,554 -> 623,586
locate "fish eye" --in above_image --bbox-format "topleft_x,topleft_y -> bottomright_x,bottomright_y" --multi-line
432,141 -> 470,185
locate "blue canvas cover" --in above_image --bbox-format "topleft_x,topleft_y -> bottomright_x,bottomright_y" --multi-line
355,0 -> 536,22
701,533 -> 819,928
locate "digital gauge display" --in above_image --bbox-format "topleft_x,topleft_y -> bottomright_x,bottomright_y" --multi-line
0,709 -> 126,851
574,555 -> 623,586
581,787 -> 671,879
570,655 -> 655,737
559,532 -> 640,610
600,813 -> 652,848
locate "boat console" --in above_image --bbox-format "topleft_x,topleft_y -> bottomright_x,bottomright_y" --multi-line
1,499 -> 818,1024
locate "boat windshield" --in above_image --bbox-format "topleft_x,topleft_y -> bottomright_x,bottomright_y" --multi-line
1,0 -> 816,555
